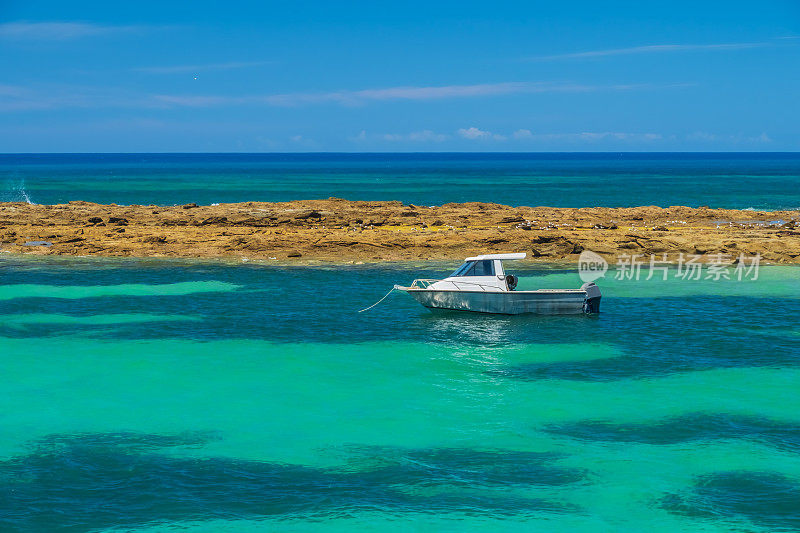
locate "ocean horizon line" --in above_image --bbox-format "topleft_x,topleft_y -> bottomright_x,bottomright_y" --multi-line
2,151 -> 800,162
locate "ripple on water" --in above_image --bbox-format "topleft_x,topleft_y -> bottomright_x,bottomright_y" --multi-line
0,432 -> 585,531
545,413 -> 800,454
662,471 -> 800,531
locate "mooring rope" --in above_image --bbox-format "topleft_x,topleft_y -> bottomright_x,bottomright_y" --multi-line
358,287 -> 397,313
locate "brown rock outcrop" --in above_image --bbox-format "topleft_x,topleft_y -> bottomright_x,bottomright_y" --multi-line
0,199 -> 798,264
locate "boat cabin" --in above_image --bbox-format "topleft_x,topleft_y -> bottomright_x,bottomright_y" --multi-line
429,253 -> 526,292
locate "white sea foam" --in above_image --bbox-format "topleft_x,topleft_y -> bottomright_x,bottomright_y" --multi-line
20,188 -> 34,205
2,178 -> 35,204
0,178 -> 34,205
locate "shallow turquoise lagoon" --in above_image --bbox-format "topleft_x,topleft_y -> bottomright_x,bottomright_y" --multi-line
1,257 -> 799,532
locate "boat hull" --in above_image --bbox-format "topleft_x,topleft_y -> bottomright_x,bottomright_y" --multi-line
406,289 -> 591,315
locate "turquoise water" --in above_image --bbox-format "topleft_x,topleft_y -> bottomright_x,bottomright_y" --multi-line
2,256 -> 799,531
2,153 -> 800,209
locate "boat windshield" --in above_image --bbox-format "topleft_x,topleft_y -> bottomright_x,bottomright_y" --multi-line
449,260 -> 495,277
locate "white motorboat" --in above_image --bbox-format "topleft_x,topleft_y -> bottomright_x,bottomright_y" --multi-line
395,253 -> 601,315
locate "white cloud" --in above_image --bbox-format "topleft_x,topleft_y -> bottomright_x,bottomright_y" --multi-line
153,95 -> 234,107
526,41 -> 768,61
262,82 -> 536,106
457,127 -> 507,141
0,83 -> 157,111
578,132 -> 661,141
686,131 -> 718,142
285,134 -> 320,148
409,130 -> 449,142
376,127 -> 665,144
0,80 -> 687,113
134,61 -> 273,74
686,131 -> 772,144
457,127 -> 491,139
0,84 -> 26,97
0,85 -> 87,111
254,136 -> 278,149
509,131 -> 664,143
152,81 -> 675,109
346,129 -> 773,147
349,130 -> 369,142
382,130 -> 449,142
574,132 -> 663,141
0,21 -> 147,40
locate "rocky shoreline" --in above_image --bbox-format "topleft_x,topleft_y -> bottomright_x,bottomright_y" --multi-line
1,198 -> 799,264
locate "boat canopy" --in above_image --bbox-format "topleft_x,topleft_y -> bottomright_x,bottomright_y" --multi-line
464,253 -> 526,261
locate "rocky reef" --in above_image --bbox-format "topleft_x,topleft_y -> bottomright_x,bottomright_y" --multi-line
1,198 -> 798,264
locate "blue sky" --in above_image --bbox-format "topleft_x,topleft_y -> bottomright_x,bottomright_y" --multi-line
1,0 -> 799,152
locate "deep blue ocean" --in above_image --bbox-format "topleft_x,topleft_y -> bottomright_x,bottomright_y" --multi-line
1,152 -> 799,209
1,153 -> 800,532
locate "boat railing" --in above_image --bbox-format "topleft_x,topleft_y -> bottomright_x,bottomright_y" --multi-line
448,280 -> 501,292
409,279 -> 441,289
409,279 -> 503,292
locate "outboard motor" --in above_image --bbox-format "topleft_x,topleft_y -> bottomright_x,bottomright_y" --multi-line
581,282 -> 601,314
505,274 -> 518,291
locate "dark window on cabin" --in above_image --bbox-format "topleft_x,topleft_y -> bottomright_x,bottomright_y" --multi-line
452,260 -> 495,277
450,262 -> 473,277
470,260 -> 495,276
